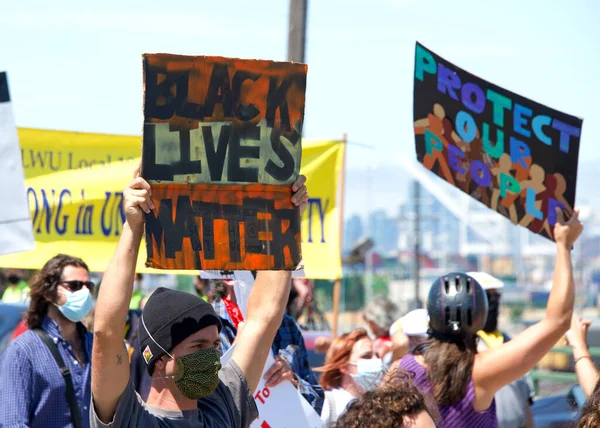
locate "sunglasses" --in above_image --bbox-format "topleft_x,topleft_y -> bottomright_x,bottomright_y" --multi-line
60,280 -> 95,292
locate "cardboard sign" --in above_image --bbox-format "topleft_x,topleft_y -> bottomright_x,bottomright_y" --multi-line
221,345 -> 323,428
142,55 -> 307,270
413,43 -> 583,240
0,72 -> 35,256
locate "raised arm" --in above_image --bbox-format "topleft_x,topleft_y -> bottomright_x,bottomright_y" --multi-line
92,169 -> 152,423
567,315 -> 599,398
473,208 -> 583,400
231,175 -> 307,393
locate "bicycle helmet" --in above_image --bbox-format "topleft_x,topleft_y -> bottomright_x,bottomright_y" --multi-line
427,272 -> 488,336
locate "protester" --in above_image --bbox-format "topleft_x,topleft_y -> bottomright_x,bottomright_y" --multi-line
89,167 -> 308,427
213,278 -> 325,415
390,309 -> 429,363
0,254 -> 94,428
1,268 -> 30,303
129,273 -> 144,310
129,279 -> 238,402
469,271 -> 534,428
363,296 -> 399,362
317,328 -> 385,426
212,280 -> 244,328
389,208 -> 583,428
336,372 -> 439,428
566,315 -> 598,399
193,276 -> 210,302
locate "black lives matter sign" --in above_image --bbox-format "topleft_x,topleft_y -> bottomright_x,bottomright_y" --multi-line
141,55 -> 307,270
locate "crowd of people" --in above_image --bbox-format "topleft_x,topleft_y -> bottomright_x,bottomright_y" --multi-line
0,167 -> 597,427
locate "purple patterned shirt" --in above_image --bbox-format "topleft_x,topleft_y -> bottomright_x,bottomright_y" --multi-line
400,354 -> 497,428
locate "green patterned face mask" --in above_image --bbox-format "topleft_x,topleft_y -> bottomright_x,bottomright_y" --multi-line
171,347 -> 222,399
140,316 -> 222,399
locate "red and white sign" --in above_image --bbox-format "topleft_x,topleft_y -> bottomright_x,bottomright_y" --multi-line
221,345 -> 323,428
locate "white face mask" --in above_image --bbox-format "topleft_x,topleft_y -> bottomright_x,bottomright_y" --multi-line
55,288 -> 93,322
350,358 -> 385,391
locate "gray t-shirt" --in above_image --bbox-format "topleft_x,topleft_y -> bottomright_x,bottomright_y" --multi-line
494,376 -> 532,428
90,360 -> 258,428
479,334 -> 533,428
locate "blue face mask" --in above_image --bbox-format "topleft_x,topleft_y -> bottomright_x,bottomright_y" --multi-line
55,288 -> 93,322
351,358 -> 385,391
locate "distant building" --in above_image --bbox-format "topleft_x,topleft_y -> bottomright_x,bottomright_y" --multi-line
343,214 -> 364,253
368,210 -> 399,253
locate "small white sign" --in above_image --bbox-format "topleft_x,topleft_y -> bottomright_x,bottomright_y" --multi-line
221,345 -> 323,428
0,72 -> 34,257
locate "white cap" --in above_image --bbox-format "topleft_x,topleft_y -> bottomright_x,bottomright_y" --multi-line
466,272 -> 504,291
389,309 -> 429,337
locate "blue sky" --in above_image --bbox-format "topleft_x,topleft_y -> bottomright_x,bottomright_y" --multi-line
1,0 -> 598,174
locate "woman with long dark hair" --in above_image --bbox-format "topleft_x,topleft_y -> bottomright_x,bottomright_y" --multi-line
389,209 -> 583,427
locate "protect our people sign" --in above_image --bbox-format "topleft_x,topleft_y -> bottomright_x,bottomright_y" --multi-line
221,345 -> 323,428
413,42 -> 583,241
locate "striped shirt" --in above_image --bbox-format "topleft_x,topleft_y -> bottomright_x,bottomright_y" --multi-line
400,354 -> 497,428
0,316 -> 93,428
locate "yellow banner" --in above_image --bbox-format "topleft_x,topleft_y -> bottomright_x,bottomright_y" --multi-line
18,128 -> 141,180
0,129 -> 343,279
299,140 -> 344,279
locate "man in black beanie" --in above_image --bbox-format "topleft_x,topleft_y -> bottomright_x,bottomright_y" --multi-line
90,165 -> 308,428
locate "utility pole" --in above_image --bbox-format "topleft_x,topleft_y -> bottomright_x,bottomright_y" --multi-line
413,180 -> 422,308
287,0 -> 308,63
365,163 -> 373,305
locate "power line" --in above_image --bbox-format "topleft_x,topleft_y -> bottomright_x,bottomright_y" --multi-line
345,140 -> 376,150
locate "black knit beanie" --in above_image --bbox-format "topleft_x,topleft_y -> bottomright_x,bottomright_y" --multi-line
138,287 -> 222,376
